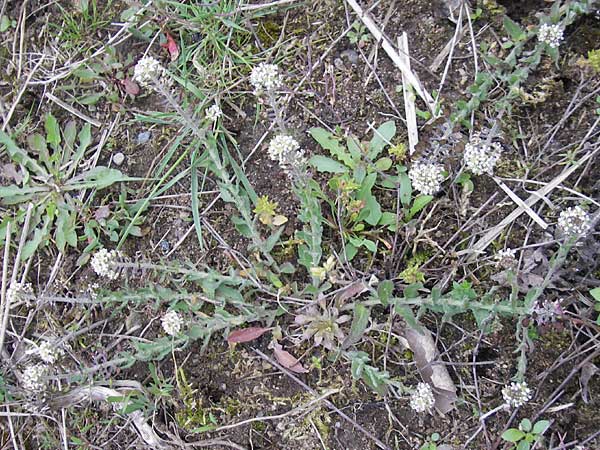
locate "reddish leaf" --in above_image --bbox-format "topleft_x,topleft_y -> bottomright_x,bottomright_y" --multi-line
121,78 -> 140,96
227,327 -> 270,344
161,32 -> 179,61
272,343 -> 308,373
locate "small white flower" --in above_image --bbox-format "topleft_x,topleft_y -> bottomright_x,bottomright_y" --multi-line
6,281 -> 33,304
250,63 -> 282,94
494,248 -> 517,269
267,134 -> 306,175
538,23 -> 564,48
133,56 -> 170,91
37,341 -> 63,364
162,310 -> 183,336
21,364 -> 47,392
502,381 -> 532,408
409,382 -> 436,413
268,135 -> 299,161
464,134 -> 502,175
408,161 -> 445,195
205,104 -> 222,122
90,248 -> 121,280
557,206 -> 591,236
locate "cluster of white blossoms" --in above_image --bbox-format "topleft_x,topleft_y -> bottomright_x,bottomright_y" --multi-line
408,161 -> 445,195
6,281 -> 33,304
90,248 -> 121,280
205,104 -> 222,122
21,364 -> 47,393
409,382 -> 436,413
557,206 -> 591,236
250,63 -> 282,95
133,56 -> 170,90
502,381 -> 532,409
463,134 -> 502,175
162,310 -> 183,336
495,248 -> 517,269
27,340 -> 64,364
267,134 -> 306,174
538,23 -> 564,48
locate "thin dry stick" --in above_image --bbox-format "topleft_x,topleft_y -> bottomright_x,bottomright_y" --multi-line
462,141 -> 600,259
253,348 -> 392,450
45,92 -> 102,127
398,33 -> 419,154
0,221 -> 11,353
344,0 -> 437,115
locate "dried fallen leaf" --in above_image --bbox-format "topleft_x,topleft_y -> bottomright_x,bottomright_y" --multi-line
272,342 -> 308,373
272,215 -> 288,226
404,327 -> 457,414
335,280 -> 368,304
227,327 -> 270,344
121,78 -> 140,96
580,362 -> 598,404
161,31 -> 180,61
0,163 -> 22,183
94,205 -> 110,220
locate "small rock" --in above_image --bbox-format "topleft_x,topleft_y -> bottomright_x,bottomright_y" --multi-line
137,131 -> 151,145
112,152 -> 125,166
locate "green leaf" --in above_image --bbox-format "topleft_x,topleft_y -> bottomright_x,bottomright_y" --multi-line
399,172 -> 412,207
532,420 -> 550,435
374,157 -> 393,171
516,440 -> 530,450
0,15 -> 11,32
407,195 -> 433,220
377,280 -> 394,306
78,93 -> 103,105
309,155 -> 348,173
55,206 -> 77,253
345,303 -> 370,347
356,173 -> 382,226
309,127 -> 355,168
502,429 -> 526,443
520,418 -> 532,432
0,131 -> 47,176
503,16 -> 525,41
67,167 -> 127,190
590,288 -> 600,301
45,113 -> 61,149
368,121 -> 396,159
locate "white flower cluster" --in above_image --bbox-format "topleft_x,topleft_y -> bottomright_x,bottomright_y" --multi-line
21,364 -> 47,392
37,341 -> 63,364
538,24 -> 564,48
162,310 -> 183,336
409,382 -> 436,413
267,134 -> 306,174
408,161 -> 445,195
502,381 -> 532,408
495,248 -> 517,269
205,104 -> 222,122
133,56 -> 169,90
6,281 -> 33,304
557,206 -> 591,236
90,248 -> 121,280
250,63 -> 282,94
463,134 -> 502,175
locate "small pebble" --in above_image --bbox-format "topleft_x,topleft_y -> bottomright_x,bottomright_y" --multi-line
137,131 -> 151,144
112,152 -> 125,166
